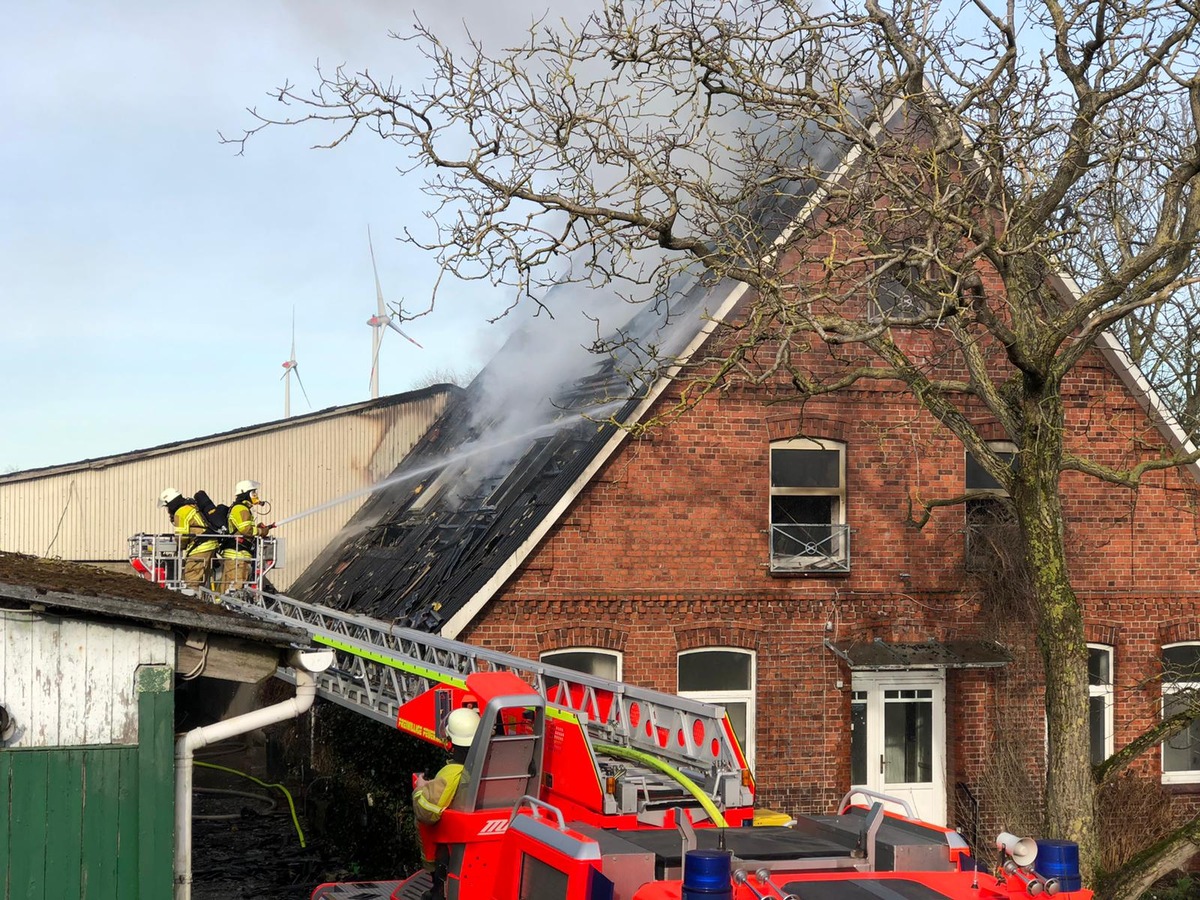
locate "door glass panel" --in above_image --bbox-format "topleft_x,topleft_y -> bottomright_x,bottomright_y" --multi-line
883,689 -> 933,784
850,693 -> 867,785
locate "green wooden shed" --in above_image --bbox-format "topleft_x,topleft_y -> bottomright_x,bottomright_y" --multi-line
0,553 -> 305,900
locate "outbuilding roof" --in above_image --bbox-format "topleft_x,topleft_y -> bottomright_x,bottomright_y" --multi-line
0,551 -> 305,647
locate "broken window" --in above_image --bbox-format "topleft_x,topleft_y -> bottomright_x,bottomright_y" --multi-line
678,648 -> 756,770
540,648 -> 622,709
870,265 -> 933,323
965,441 -> 1018,574
769,438 -> 848,572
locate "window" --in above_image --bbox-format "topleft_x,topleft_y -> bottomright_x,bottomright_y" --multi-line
871,265 -> 932,323
540,648 -> 621,709
678,649 -> 756,768
519,854 -> 570,899
769,438 -> 848,572
540,648 -> 621,681
965,441 -> 1018,573
1162,643 -> 1200,783
1089,645 -> 1114,766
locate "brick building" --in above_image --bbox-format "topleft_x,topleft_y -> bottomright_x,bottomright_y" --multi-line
292,249 -> 1200,848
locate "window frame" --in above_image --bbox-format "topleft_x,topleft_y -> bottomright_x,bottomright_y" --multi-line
768,437 -> 848,573
965,440 -> 1018,573
869,264 -> 937,325
1162,642 -> 1200,784
677,647 -> 756,769
539,647 -> 622,682
1088,644 -> 1114,767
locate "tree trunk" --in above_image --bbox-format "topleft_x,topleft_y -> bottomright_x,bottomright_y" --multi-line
1011,390 -> 1097,879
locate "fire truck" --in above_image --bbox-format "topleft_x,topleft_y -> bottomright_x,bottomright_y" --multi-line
129,541 -> 1089,900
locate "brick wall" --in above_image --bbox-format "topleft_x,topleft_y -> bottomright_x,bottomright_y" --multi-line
460,328 -> 1200,834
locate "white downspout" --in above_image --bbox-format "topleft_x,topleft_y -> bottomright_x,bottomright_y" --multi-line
174,648 -> 333,900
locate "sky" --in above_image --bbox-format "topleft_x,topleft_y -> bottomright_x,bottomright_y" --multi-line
0,1 -> 579,473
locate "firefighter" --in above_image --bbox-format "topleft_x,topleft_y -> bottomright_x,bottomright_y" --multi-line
159,488 -> 220,592
219,479 -> 273,593
412,707 -> 481,900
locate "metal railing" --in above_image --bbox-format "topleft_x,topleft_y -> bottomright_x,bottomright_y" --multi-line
770,523 -> 850,572
128,532 -> 282,594
953,781 -> 980,855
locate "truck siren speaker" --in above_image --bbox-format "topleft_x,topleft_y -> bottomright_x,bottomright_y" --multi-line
996,831 -> 1039,868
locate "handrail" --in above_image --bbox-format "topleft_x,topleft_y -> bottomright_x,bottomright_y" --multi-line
510,795 -> 567,830
837,788 -> 915,819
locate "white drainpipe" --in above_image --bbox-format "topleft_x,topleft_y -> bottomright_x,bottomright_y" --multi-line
174,648 -> 333,900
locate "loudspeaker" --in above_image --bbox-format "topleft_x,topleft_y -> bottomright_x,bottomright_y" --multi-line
997,831 -> 1039,868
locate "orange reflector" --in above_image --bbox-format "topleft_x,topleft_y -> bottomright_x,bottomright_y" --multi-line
741,769 -> 753,787
606,776 -> 617,795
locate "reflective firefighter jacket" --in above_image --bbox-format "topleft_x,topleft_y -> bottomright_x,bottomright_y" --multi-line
224,500 -> 256,559
173,504 -> 219,556
412,762 -> 466,825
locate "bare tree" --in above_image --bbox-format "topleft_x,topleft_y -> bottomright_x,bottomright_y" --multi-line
1116,284 -> 1200,440
226,0 -> 1200,892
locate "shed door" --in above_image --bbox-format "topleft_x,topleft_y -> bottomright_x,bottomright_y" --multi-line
850,670 -> 946,825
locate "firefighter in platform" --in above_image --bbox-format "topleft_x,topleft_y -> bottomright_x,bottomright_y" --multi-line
220,479 -> 273,593
413,706 -> 481,900
159,488 -> 219,592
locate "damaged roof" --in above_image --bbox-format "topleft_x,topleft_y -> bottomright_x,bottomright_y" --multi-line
284,102 -> 1199,640
287,126 -> 854,637
289,270 -> 750,635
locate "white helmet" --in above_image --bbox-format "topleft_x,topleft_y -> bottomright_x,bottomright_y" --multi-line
446,708 -> 481,747
159,488 -> 182,507
235,479 -> 261,496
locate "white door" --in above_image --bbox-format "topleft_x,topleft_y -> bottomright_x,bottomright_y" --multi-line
850,670 -> 946,825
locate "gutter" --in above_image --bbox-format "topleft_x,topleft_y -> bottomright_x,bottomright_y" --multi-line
173,648 -> 334,900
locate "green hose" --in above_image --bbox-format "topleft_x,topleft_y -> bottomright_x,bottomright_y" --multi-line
594,742 -> 728,827
195,760 -> 307,848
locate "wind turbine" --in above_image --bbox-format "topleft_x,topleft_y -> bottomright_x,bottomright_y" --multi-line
281,308 -> 311,418
366,225 -> 423,398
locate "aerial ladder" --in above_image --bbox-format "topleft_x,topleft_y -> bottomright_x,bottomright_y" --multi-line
130,533 -> 753,823
217,586 -> 756,829
129,561 -> 1081,900
217,588 -> 1048,900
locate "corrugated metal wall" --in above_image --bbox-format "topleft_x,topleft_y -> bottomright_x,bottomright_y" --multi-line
0,389 -> 455,590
